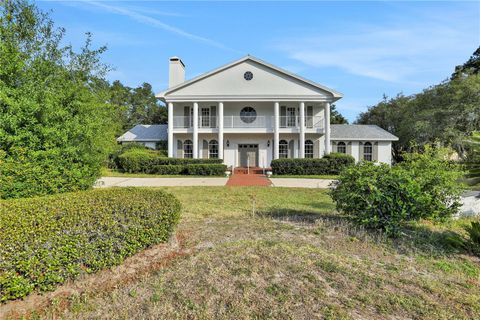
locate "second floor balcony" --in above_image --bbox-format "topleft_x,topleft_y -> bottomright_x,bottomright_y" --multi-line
172,116 -> 324,130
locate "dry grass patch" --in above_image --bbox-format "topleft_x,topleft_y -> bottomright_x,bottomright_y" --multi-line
29,187 -> 480,319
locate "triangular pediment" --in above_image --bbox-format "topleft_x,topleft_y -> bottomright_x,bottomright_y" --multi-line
160,56 -> 342,101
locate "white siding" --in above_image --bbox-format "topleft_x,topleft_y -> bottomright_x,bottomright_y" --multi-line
168,60 -> 333,98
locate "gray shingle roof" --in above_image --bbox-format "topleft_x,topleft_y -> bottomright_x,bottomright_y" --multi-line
331,125 -> 398,141
117,124 -> 168,142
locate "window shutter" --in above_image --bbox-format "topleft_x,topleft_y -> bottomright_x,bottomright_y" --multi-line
280,106 -> 287,127
332,141 -> 337,153
306,106 -> 313,127
211,106 -> 217,127
359,142 -> 364,161
313,139 -> 319,158
373,142 -> 379,161
177,140 -> 183,158
347,142 -> 352,156
289,140 -> 294,158
203,140 -> 208,158
184,106 -> 190,127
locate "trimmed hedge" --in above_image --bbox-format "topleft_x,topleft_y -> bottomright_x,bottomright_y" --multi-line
116,148 -> 225,175
0,188 -> 181,302
271,153 -> 355,175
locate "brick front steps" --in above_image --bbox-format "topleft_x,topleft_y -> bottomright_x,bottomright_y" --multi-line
226,167 -> 272,187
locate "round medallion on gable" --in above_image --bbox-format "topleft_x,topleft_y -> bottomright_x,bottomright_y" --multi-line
244,71 -> 253,81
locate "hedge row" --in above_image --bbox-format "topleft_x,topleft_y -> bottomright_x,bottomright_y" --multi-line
0,188 -> 181,302
116,148 -> 224,175
147,164 -> 227,176
271,153 -> 355,175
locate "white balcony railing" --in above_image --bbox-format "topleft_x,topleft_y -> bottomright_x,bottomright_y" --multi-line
278,116 -> 324,129
172,115 -> 323,129
224,116 -> 272,128
173,116 -> 217,128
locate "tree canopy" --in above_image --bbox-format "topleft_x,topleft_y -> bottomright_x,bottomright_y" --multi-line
108,80 -> 167,133
355,46 -> 480,160
330,104 -> 349,124
0,0 -> 118,198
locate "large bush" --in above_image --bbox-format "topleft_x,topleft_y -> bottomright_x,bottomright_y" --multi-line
0,1 -> 117,199
0,188 -> 181,302
330,147 -> 464,236
271,153 -> 355,175
116,148 -> 225,175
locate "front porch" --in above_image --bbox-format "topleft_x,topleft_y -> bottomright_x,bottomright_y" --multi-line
167,100 -> 332,161
172,133 -> 325,168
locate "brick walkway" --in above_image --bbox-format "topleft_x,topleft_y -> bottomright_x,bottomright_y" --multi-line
226,168 -> 272,187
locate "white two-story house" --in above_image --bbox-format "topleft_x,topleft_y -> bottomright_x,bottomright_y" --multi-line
119,55 -> 398,167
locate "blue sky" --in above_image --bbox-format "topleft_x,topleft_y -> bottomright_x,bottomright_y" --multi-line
38,1 -> 480,122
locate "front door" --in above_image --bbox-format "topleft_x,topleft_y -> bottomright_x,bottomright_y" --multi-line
238,144 -> 258,167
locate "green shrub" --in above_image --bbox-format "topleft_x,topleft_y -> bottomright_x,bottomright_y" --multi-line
330,146 -> 464,236
0,188 -> 181,302
185,164 -> 227,176
116,148 -> 224,175
465,221 -> 480,255
0,2 -> 118,199
271,153 -> 355,175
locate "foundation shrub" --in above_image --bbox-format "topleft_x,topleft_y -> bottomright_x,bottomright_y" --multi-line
271,153 -> 354,175
116,148 -> 224,175
0,188 -> 181,302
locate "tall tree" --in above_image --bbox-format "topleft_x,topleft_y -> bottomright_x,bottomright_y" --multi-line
452,46 -> 480,80
330,104 -> 349,124
0,0 -> 118,198
355,48 -> 480,160
109,81 -> 167,132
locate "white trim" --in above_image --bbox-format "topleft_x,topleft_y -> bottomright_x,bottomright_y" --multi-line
157,55 -> 343,100
164,96 -> 334,102
331,138 -> 398,141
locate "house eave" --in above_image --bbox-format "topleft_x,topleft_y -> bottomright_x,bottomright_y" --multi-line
331,137 -> 399,142
156,55 -> 343,100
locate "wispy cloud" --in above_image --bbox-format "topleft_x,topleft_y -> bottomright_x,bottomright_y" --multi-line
76,1 -> 236,52
274,6 -> 479,84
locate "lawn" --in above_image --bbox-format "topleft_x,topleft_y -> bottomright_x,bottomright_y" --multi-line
42,187 -> 479,319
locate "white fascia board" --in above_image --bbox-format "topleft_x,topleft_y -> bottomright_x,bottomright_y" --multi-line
157,55 -> 343,100
331,137 -> 399,141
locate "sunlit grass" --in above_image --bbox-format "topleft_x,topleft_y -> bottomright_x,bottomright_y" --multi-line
53,187 -> 479,319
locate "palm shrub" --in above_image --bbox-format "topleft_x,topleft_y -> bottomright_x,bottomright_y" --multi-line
330,146 -> 464,236
465,221 -> 480,255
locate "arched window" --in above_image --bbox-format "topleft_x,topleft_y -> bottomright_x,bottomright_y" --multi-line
209,140 -> 219,159
337,142 -> 346,154
279,140 -> 288,158
363,142 -> 372,161
184,140 -> 193,158
305,140 -> 314,158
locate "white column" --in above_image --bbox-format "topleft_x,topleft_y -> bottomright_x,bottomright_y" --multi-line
193,102 -> 199,159
299,101 -> 305,158
274,102 -> 280,159
324,102 -> 331,155
167,102 -> 174,157
218,102 -> 224,161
